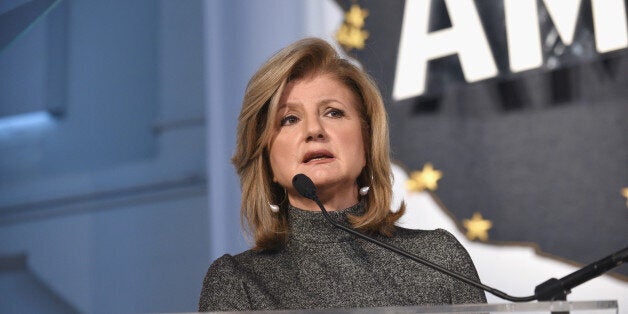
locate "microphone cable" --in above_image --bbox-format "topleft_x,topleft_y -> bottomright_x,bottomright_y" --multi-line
292,173 -> 537,302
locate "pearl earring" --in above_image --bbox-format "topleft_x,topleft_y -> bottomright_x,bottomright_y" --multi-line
359,186 -> 370,196
268,203 -> 280,213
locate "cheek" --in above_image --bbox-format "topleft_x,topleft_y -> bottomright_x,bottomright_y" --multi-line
356,142 -> 367,168
268,135 -> 293,181
340,127 -> 367,168
269,149 -> 283,173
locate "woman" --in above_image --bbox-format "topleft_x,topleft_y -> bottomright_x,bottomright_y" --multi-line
199,38 -> 486,312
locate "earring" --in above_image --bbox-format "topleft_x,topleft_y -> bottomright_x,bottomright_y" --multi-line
359,186 -> 370,196
268,202 -> 280,213
269,185 -> 287,213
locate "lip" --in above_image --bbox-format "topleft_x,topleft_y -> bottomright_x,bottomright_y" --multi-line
302,149 -> 335,164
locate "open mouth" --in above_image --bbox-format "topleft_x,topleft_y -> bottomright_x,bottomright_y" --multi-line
302,151 -> 334,163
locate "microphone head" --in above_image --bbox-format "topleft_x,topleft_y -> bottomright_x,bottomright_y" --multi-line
292,174 -> 318,200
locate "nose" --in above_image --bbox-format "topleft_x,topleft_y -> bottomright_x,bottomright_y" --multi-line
304,116 -> 326,142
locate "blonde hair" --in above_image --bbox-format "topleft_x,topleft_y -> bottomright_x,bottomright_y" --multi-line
232,38 -> 404,251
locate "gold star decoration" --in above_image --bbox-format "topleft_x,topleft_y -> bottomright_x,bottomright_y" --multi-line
622,187 -> 628,207
406,163 -> 443,192
345,3 -> 368,28
463,212 -> 493,242
335,4 -> 369,51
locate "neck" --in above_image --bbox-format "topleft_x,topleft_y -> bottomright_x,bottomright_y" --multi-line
288,182 -> 359,212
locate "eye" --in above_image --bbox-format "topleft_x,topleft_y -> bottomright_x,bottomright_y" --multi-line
325,108 -> 345,118
280,114 -> 299,126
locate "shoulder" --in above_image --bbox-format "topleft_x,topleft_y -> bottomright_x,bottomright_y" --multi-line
199,251 -> 261,312
392,227 -> 462,247
390,227 -> 471,262
203,253 -> 241,277
199,249 -> 290,312
199,254 -> 239,310
389,228 -> 486,303
201,250 -> 266,283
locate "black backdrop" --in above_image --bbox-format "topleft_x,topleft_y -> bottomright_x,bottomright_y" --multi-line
335,0 -> 628,278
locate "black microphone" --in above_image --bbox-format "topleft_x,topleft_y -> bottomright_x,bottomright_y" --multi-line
292,173 -> 627,302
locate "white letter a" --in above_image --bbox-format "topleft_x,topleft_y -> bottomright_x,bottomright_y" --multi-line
393,0 -> 498,101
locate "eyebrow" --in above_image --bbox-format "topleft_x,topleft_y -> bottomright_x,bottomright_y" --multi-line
279,99 -> 345,109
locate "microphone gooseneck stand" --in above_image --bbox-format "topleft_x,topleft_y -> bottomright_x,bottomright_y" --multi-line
534,247 -> 628,301
291,173 -> 628,302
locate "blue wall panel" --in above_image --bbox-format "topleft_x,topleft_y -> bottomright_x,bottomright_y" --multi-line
0,0 -> 335,312
0,0 -> 209,313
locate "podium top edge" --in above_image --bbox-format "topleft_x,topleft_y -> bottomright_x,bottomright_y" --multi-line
191,300 -> 619,314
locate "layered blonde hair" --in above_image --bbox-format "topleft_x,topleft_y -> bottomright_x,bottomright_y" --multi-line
232,38 -> 404,251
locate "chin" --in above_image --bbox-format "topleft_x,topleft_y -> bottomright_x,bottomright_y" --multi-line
307,174 -> 354,191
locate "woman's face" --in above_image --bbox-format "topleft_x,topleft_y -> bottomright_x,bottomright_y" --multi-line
269,72 -> 366,207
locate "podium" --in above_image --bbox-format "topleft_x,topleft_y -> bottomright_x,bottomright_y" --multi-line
205,300 -> 618,314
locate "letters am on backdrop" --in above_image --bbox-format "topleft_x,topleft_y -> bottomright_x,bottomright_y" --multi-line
334,0 -> 628,278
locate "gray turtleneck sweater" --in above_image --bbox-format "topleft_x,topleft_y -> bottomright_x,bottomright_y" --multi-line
199,204 -> 486,312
